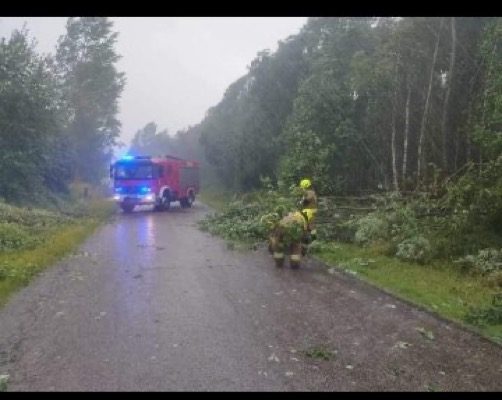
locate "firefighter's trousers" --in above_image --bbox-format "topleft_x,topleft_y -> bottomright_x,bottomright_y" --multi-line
268,230 -> 303,268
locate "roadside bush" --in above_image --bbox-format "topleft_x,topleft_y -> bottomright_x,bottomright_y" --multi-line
353,213 -> 389,245
454,248 -> 502,276
395,235 -> 432,264
387,206 -> 420,242
318,217 -> 357,242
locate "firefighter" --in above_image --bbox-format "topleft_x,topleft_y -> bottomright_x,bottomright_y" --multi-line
298,178 -> 318,243
268,208 -> 314,269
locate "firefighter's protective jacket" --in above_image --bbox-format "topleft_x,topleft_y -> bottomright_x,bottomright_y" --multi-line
301,189 -> 318,210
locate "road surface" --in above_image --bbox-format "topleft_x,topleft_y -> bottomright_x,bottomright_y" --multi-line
0,202 -> 501,391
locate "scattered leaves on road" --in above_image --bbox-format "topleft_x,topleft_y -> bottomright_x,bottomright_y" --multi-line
394,341 -> 412,349
304,345 -> 337,361
416,327 -> 435,340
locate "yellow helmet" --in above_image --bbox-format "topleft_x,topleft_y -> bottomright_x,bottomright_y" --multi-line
299,178 -> 312,189
302,208 -> 316,223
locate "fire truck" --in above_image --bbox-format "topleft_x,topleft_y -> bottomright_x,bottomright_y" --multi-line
110,155 -> 200,213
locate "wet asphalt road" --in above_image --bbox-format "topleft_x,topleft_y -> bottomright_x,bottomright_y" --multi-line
0,202 -> 501,391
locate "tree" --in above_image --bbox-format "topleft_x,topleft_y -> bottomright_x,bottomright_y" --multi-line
0,28 -> 69,202
56,17 -> 125,184
129,122 -> 172,156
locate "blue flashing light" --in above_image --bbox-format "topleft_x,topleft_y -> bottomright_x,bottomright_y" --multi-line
140,186 -> 151,193
121,155 -> 135,161
115,187 -> 123,193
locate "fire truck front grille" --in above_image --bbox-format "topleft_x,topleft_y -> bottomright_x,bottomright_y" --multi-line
120,186 -> 142,194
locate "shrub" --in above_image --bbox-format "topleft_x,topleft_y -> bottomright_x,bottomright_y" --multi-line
454,248 -> 502,275
198,182 -> 298,243
395,235 -> 432,264
353,213 -> 389,245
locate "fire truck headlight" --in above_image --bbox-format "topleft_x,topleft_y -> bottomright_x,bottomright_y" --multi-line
145,194 -> 154,201
113,194 -> 121,201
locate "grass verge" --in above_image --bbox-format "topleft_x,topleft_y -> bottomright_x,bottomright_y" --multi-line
0,198 -> 115,308
313,241 -> 502,344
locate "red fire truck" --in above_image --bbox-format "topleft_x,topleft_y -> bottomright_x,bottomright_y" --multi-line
110,155 -> 200,213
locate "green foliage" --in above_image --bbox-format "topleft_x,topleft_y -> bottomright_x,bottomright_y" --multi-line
443,158 -> 502,234
454,248 -> 502,276
0,198 -> 114,309
0,200 -> 71,228
0,223 -> 41,251
0,17 -> 126,203
129,122 -> 172,156
198,31 -> 310,191
198,179 -> 298,243
396,235 -> 432,264
470,19 -> 502,161
0,29 -> 70,203
0,198 -> 79,255
56,17 -> 125,184
194,17 -> 498,201
304,345 -> 337,361
352,213 -> 389,245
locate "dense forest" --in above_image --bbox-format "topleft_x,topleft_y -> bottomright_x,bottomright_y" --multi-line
191,17 -> 501,195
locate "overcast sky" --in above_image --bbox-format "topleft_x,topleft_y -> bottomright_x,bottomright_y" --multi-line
0,17 -> 307,146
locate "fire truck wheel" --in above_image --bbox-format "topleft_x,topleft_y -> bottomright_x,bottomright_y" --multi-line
162,194 -> 171,211
187,192 -> 195,207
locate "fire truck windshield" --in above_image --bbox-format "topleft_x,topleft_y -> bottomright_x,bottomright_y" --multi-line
114,163 -> 155,180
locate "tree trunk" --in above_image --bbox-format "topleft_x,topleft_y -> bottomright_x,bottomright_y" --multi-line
417,18 -> 444,187
391,54 -> 400,192
402,76 -> 411,182
441,17 -> 456,172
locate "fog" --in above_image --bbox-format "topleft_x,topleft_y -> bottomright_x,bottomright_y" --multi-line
0,17 -> 307,145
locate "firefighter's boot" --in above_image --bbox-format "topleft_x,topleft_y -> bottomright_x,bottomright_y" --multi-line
269,235 -> 285,268
289,242 -> 302,269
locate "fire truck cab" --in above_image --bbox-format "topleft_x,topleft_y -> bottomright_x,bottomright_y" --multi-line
110,155 -> 200,213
